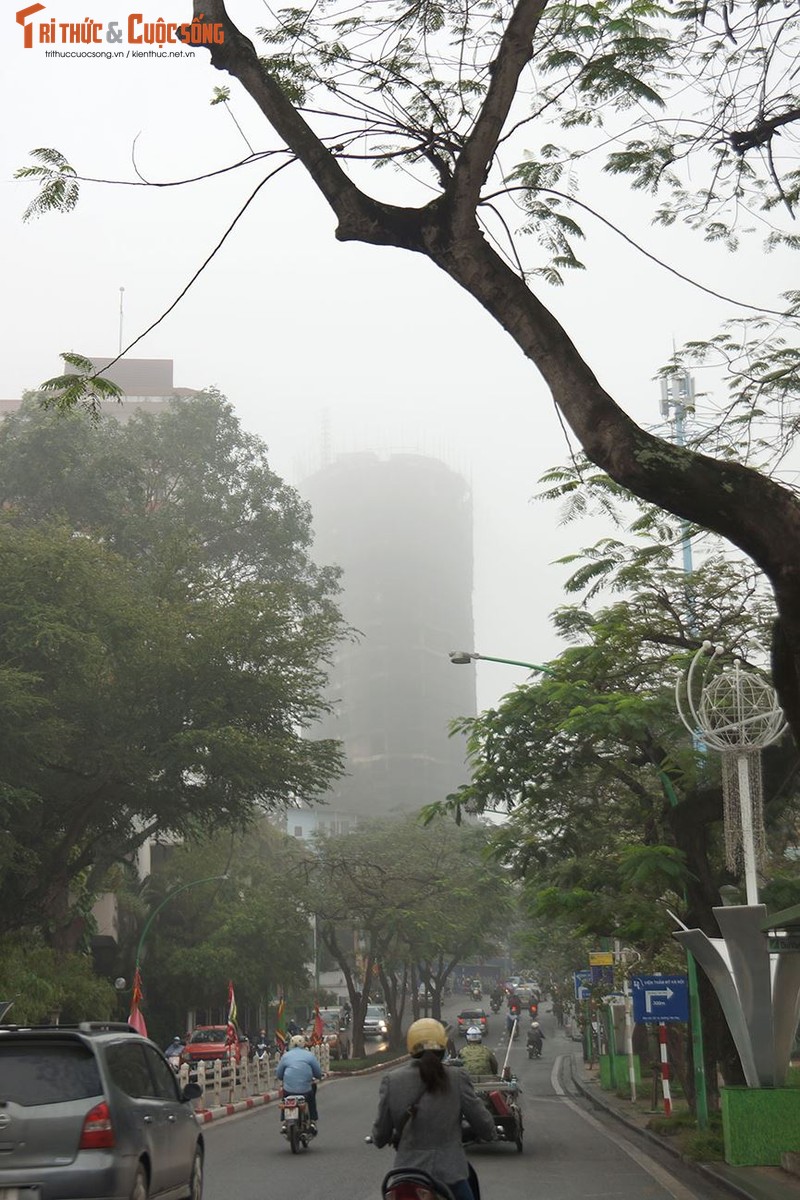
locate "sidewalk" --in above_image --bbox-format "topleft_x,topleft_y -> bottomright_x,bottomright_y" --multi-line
569,1055 -> 800,1200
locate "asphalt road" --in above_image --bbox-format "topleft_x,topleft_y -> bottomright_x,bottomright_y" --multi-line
202,1006 -> 735,1200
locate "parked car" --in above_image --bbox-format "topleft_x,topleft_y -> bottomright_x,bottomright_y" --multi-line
0,1020 -> 204,1200
306,1016 -> 351,1060
362,1004 -> 391,1039
456,1008 -> 489,1037
181,1025 -> 247,1066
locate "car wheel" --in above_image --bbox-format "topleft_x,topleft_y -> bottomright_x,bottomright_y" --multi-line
186,1147 -> 203,1200
130,1164 -> 149,1200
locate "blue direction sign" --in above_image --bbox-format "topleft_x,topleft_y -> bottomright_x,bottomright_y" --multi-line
574,969 -> 592,1001
631,974 -> 689,1023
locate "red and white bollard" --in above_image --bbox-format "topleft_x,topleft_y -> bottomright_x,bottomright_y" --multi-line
658,1022 -> 672,1117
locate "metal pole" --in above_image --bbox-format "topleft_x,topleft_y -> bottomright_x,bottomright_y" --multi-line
623,977 -> 637,1102
659,1023 -> 672,1116
659,770 -> 709,1129
736,753 -> 760,905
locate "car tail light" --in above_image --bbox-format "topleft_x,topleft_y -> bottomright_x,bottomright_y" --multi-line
79,1101 -> 115,1149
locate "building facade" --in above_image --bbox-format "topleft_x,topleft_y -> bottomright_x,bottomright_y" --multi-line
299,452 -> 476,831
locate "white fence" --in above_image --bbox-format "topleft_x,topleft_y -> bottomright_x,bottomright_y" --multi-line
178,1043 -> 331,1110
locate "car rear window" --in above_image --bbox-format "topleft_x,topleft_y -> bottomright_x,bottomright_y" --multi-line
188,1029 -> 227,1044
0,1041 -> 102,1106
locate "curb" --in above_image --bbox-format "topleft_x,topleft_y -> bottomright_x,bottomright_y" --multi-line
566,1057 -> 767,1200
195,1091 -> 280,1123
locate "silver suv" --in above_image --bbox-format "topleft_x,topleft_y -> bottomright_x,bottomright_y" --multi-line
362,1004 -> 390,1039
0,1021 -> 204,1200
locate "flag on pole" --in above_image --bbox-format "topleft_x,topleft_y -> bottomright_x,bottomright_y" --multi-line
128,967 -> 148,1037
275,994 -> 286,1052
311,1000 -> 324,1046
225,981 -> 238,1045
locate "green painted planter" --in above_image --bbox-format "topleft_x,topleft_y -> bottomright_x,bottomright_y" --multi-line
721,1087 -> 800,1165
599,1053 -> 641,1093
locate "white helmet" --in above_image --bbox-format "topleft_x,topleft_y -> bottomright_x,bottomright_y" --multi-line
289,1034 -> 306,1049
465,1026 -> 482,1043
530,1021 -> 540,1029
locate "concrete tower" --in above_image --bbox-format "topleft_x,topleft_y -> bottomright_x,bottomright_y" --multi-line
299,452 -> 476,830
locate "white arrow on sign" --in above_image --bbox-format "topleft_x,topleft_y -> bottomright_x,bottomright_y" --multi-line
645,987 -> 674,1012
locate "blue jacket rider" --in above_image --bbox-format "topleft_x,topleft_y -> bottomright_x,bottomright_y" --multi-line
276,1036 -> 323,1126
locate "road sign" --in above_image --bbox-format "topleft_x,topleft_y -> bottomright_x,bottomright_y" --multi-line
631,974 -> 689,1023
591,964 -> 614,986
589,951 -> 613,966
574,969 -> 592,1001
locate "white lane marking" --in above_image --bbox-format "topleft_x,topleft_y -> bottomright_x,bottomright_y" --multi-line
551,1055 -> 699,1200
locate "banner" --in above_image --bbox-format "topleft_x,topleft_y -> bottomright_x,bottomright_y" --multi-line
311,1001 -> 324,1045
128,967 -> 148,1037
275,993 -> 286,1051
225,980 -> 238,1045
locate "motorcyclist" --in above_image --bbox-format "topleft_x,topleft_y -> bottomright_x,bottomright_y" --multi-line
527,1021 -> 544,1055
164,1036 -> 184,1067
254,1028 -> 270,1060
459,1027 -> 498,1078
370,1018 -> 496,1200
276,1033 -> 323,1134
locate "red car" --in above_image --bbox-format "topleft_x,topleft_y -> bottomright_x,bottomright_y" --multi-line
181,1025 -> 247,1065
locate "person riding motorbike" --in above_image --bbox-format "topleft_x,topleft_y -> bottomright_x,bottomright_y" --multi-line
275,1033 -> 323,1134
164,1036 -> 184,1070
527,1021 -> 544,1057
459,1027 -> 498,1078
254,1028 -> 270,1060
370,1018 -> 496,1200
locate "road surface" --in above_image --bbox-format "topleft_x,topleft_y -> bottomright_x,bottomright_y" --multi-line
202,1008 -> 733,1200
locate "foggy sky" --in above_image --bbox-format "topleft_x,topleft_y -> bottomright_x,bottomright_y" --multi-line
3,0 -> 794,713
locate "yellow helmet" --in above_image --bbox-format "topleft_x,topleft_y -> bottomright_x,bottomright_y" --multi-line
406,1019 -> 447,1056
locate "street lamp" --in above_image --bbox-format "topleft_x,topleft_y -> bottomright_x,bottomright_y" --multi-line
133,873 -> 229,973
126,873 -> 228,1034
448,650 -> 555,676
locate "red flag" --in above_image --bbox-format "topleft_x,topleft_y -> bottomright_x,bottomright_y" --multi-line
128,967 -> 148,1038
225,981 -> 238,1045
311,1001 -> 324,1046
275,994 -> 286,1052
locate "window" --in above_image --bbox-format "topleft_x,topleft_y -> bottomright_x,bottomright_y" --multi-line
106,1042 -> 156,1098
143,1045 -> 180,1101
0,1042 -> 101,1106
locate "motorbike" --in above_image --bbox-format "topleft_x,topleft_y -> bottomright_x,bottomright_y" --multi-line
280,1093 -> 315,1153
470,985 -> 482,1001
254,1039 -> 271,1062
527,1040 -> 542,1059
380,1166 -> 481,1200
489,997 -> 502,1013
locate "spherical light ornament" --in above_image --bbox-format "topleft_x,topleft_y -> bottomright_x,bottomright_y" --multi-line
696,665 -> 786,750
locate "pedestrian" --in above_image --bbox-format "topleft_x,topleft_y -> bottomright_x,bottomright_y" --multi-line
370,1018 -> 496,1200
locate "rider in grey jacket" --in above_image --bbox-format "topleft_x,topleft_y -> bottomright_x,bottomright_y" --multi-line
371,1019 -> 496,1200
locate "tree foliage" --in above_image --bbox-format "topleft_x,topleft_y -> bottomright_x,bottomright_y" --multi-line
0,395 -> 346,948
128,823 -> 311,1046
307,817 -> 511,1055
